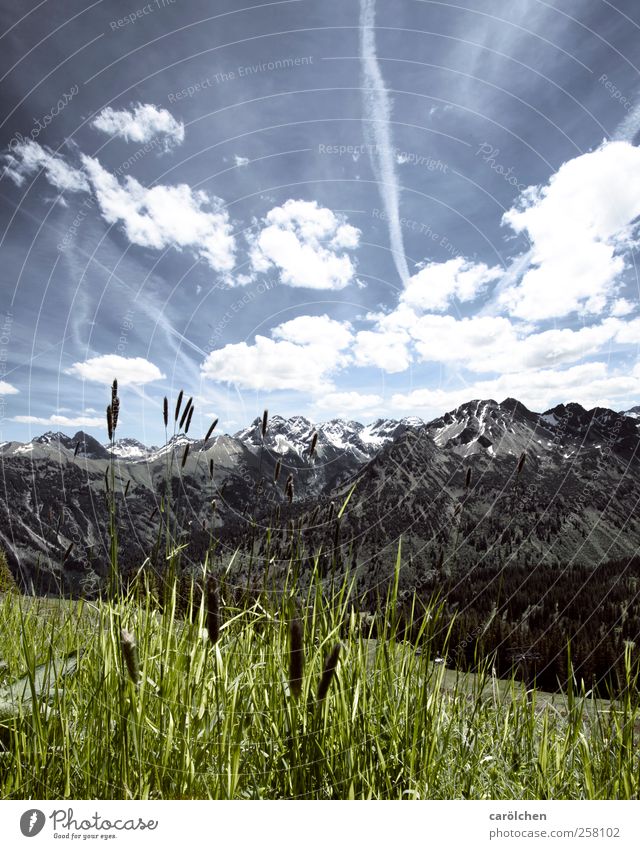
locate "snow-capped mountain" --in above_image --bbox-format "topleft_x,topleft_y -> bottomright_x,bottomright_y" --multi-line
233,414 -> 424,460
426,398 -> 640,459
9,431 -> 111,460
108,438 -> 156,461
1,399 -> 639,596
623,405 -> 640,419
321,398 -> 640,579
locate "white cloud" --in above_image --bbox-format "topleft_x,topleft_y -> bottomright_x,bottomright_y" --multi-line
249,199 -> 360,289
391,362 -> 640,416
498,141 -> 640,320
3,140 -> 89,192
353,327 -> 412,373
272,313 -> 353,349
410,314 -> 624,374
614,316 -> 640,344
0,381 -> 19,395
610,298 -> 635,317
66,355 -> 165,386
81,156 -> 236,273
352,304 -> 640,376
201,315 -> 353,392
91,103 -> 184,150
314,391 -> 383,413
12,414 -> 104,428
401,257 -> 502,312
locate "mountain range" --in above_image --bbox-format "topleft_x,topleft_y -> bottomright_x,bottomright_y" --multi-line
0,398 -> 639,595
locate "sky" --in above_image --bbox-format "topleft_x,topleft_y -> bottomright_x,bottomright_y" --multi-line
1,0 -> 640,445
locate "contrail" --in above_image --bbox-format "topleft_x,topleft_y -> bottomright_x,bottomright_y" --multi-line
612,100 -> 640,142
360,0 -> 410,286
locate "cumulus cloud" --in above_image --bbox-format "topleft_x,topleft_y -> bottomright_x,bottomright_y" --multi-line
249,199 -> 360,289
91,103 -> 184,150
352,306 -> 639,377
81,156 -> 236,273
498,141 -> 640,320
272,313 -> 353,348
0,381 -> 19,395
12,414 -> 105,427
401,257 -> 502,312
3,139 -> 89,192
610,298 -> 635,317
66,355 -> 165,386
3,140 -> 237,275
201,315 -> 353,392
314,391 -> 384,413
353,327 -> 412,373
391,362 -> 640,416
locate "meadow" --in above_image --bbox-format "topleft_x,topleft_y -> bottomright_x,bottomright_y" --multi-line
0,384 -> 639,800
1,559 -> 639,800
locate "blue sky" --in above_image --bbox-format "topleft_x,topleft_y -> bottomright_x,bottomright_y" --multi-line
1,0 -> 640,444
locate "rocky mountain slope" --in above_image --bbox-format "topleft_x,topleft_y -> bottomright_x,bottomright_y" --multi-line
314,399 -> 640,596
0,399 -> 638,596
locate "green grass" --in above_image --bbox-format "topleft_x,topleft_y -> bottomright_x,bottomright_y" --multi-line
1,558 -> 639,800
2,390 -> 638,799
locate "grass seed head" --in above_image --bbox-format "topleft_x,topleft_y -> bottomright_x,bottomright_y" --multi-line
106,406 -> 113,442
179,397 -> 193,430
163,397 -> 168,428
274,458 -> 282,483
517,451 -> 527,476
184,405 -> 194,434
205,418 -> 218,442
206,575 -> 220,644
110,380 -> 120,433
317,643 -> 341,702
285,474 -> 294,504
120,628 -> 140,685
309,431 -> 318,458
261,409 -> 268,438
288,618 -> 304,698
181,443 -> 190,468
174,390 -> 184,423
